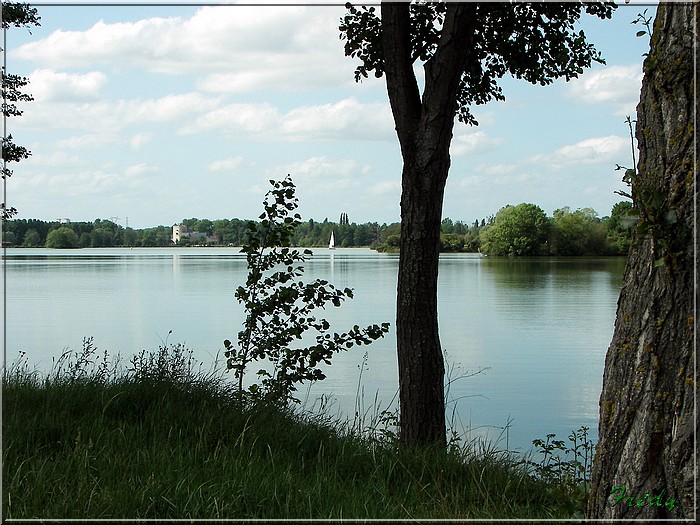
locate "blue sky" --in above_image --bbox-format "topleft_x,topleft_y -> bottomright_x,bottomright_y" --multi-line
4,0 -> 656,229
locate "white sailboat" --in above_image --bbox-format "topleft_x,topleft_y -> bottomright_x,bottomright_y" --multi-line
329,231 -> 335,250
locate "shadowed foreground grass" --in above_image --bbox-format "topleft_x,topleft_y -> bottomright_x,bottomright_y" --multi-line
2,344 -> 575,520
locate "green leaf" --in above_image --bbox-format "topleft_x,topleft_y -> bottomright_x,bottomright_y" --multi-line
654,258 -> 665,267
636,30 -> 647,37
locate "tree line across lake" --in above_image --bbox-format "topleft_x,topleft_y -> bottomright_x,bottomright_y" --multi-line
3,200 -> 633,256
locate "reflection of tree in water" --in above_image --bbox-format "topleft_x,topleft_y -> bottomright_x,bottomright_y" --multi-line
480,257 -> 626,291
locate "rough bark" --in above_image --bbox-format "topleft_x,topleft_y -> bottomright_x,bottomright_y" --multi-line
588,3 -> 697,519
381,2 -> 476,448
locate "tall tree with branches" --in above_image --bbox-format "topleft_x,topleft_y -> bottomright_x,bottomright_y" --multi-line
340,1 -> 614,448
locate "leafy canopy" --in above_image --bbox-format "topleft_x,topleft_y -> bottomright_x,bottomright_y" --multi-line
340,1 -> 615,125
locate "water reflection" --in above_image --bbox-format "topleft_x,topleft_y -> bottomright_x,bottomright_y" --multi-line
481,257 -> 625,289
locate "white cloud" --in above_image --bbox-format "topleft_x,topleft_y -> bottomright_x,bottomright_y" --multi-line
129,93 -> 222,124
457,175 -> 487,189
124,163 -> 158,178
567,65 -> 643,115
189,103 -> 279,135
450,131 -> 503,156
14,163 -> 147,197
54,133 -> 120,151
543,135 -> 629,168
188,98 -> 393,141
29,69 -> 107,103
15,17 -> 193,72
462,135 -> 627,186
130,132 -> 152,151
197,71 -> 285,94
366,180 -> 400,196
208,156 -> 244,173
24,150 -> 89,169
474,163 -> 516,176
275,156 -> 369,205
15,6 -> 350,92
283,156 -> 363,183
280,99 -> 393,141
15,92 -> 220,133
40,131 -> 150,153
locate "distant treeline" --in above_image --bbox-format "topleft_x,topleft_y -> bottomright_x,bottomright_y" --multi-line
1,217 -> 389,249
2,201 -> 633,255
1,216 -> 395,249
3,218 -> 173,249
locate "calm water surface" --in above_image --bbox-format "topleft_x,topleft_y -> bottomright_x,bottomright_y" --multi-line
3,247 -> 626,453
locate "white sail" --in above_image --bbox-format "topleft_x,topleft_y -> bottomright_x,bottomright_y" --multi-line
329,231 -> 335,250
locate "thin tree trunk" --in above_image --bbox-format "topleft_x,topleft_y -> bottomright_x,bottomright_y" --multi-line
588,3 -> 697,519
381,2 -> 476,448
395,138 -> 450,448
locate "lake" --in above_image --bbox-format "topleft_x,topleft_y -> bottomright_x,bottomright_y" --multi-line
3,247 -> 626,453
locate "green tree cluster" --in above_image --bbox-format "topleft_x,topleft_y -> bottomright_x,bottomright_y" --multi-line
480,204 -> 551,256
44,226 -> 79,249
550,207 -> 607,256
478,202 -> 634,256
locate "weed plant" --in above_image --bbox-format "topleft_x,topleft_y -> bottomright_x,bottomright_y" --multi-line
525,426 -> 595,518
4,341 -> 581,520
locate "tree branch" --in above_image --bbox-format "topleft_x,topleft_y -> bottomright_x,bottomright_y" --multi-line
422,3 -> 477,121
381,2 -> 421,151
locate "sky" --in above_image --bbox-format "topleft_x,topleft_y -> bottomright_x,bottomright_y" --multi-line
3,0 -> 657,230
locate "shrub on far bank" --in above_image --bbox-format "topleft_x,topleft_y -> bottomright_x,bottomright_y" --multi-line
549,207 -> 608,256
44,226 -> 79,249
480,204 -> 550,256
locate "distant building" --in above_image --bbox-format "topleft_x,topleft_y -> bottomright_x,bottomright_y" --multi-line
172,224 -> 220,245
172,224 -> 188,244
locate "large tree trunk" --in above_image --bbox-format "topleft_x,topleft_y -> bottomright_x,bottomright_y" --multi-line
381,2 -> 475,448
588,3 -> 697,519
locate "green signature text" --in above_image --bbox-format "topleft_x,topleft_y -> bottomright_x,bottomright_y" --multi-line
610,485 -> 677,512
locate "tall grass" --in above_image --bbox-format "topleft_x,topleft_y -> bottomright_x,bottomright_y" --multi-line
3,341 -> 578,520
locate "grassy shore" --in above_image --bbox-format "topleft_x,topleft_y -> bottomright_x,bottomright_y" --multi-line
2,343 -> 583,520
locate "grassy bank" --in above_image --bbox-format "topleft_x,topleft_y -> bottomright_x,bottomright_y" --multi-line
3,344 -> 581,520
